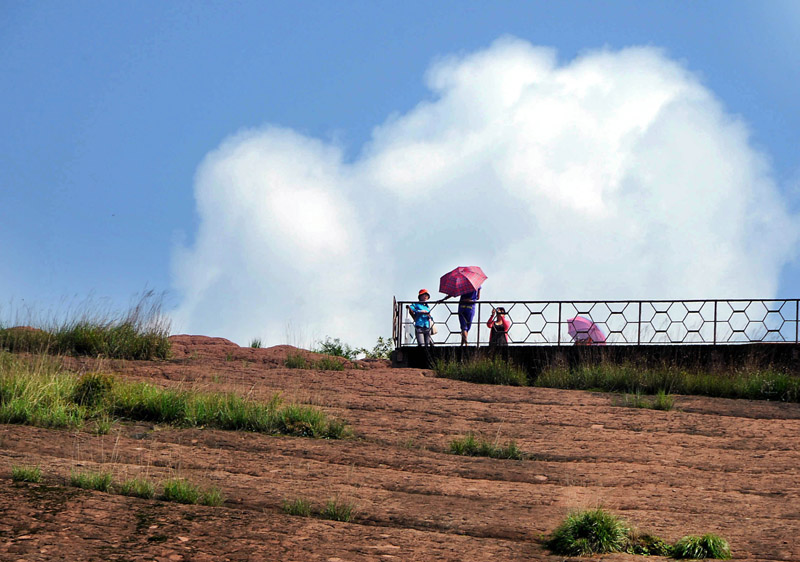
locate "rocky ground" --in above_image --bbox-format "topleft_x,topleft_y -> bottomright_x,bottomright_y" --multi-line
1,335 -> 799,561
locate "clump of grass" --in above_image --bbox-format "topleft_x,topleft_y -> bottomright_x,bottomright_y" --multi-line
626,530 -> 673,556
120,477 -> 156,499
249,338 -> 262,348
200,486 -> 225,506
11,465 -> 42,483
70,470 -> 113,492
162,478 -> 200,504
449,433 -> 523,459
162,478 -> 225,506
321,497 -> 355,522
546,508 -> 631,556
313,357 -> 344,371
672,534 -> 731,559
536,361 -> 800,403
285,353 -> 308,369
71,372 -> 114,407
434,357 -> 528,386
651,389 -> 675,410
282,498 -> 312,516
0,290 -> 171,360
93,414 -> 115,435
619,389 -> 675,411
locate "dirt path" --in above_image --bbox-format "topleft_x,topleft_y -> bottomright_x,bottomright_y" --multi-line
1,336 -> 799,561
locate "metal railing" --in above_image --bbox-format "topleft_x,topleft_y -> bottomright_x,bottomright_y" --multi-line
393,298 -> 800,347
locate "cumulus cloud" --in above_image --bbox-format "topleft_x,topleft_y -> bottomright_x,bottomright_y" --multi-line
171,37 -> 798,347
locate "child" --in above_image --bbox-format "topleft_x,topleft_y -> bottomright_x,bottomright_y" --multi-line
407,289 -> 434,347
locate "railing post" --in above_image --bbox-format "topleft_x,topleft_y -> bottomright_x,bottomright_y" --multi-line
796,300 -> 799,344
713,300 -> 718,345
637,301 -> 642,345
476,302 -> 482,348
392,297 -> 398,347
557,302 -> 562,347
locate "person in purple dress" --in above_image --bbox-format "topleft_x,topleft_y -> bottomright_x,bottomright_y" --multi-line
457,288 -> 480,346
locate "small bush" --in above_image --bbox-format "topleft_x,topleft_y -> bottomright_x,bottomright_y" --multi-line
70,470 -> 113,492
360,336 -> 394,359
434,357 -> 528,386
12,465 -> 42,483
284,353 -> 308,369
314,337 -> 358,361
120,477 -> 156,499
249,338 -> 262,348
71,372 -> 115,407
672,534 -> 731,559
449,433 -> 523,460
162,478 -> 200,504
546,508 -> 630,556
627,531 -> 673,556
321,498 -> 355,522
282,498 -> 312,517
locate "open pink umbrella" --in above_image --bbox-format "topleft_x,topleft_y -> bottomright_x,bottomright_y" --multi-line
567,316 -> 606,345
439,266 -> 487,297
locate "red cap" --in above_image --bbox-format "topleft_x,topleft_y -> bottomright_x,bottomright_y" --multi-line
418,289 -> 430,297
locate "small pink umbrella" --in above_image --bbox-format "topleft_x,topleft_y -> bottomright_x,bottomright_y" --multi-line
439,266 -> 487,297
567,316 -> 606,345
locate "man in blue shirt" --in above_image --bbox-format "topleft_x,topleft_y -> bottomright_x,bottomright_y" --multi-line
407,289 -> 434,347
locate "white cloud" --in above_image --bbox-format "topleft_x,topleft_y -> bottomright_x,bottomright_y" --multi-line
171,37 -> 798,347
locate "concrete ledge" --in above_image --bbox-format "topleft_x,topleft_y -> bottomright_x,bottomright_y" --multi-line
392,343 -> 800,375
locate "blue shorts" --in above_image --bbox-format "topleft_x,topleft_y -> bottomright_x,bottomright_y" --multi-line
458,305 -> 475,331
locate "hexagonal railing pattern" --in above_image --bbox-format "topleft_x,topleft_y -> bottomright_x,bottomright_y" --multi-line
393,298 -> 800,347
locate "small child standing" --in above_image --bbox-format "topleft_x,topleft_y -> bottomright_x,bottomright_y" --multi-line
407,289 -> 434,347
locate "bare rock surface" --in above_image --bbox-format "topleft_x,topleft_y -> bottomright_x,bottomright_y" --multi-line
1,335 -> 799,560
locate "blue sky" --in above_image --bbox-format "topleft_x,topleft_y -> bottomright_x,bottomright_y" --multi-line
2,1 -> 799,344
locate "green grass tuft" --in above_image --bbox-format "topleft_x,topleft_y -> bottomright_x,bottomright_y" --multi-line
626,530 -> 673,556
320,497 -> 355,522
72,372 -> 115,407
249,338 -> 262,348
313,357 -> 345,371
282,498 -> 312,517
434,357 -> 528,386
162,478 -> 200,504
200,486 -> 225,506
120,477 -> 156,499
11,465 -> 42,483
672,534 -> 732,559
449,433 -> 523,459
546,508 -> 630,556
70,470 -> 113,492
284,353 -> 308,369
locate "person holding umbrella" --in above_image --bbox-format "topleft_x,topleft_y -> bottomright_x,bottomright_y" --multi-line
407,289 -> 434,348
439,266 -> 486,346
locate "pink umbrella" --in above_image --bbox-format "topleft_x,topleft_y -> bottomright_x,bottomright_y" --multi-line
439,266 -> 487,297
567,316 -> 606,345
